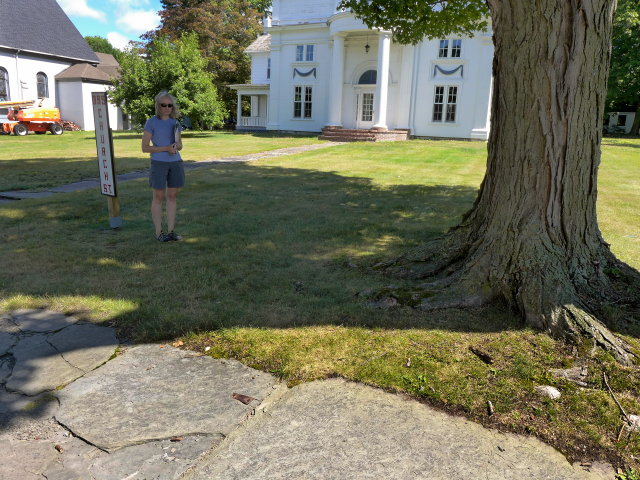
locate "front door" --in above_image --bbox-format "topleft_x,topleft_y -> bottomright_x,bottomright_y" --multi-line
356,90 -> 375,130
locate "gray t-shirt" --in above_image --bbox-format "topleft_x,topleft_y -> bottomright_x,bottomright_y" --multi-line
144,116 -> 182,162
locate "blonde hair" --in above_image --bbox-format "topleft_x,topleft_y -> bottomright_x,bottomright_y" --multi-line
154,91 -> 181,119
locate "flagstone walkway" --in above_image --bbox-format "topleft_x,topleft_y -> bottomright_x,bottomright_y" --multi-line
0,309 -> 616,479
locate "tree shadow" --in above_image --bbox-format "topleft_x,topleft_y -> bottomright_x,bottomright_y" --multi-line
1,162 -> 638,343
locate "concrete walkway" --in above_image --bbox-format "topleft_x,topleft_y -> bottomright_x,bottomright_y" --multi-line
0,310 -> 615,479
0,143 -> 340,202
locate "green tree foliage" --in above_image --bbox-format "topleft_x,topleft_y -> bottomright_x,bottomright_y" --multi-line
338,0 -> 490,44
607,0 -> 640,134
84,36 -> 123,63
110,33 -> 224,130
151,1 -> 264,114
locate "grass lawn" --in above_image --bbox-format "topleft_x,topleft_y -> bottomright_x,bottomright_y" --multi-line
1,136 -> 639,471
0,130 -> 323,192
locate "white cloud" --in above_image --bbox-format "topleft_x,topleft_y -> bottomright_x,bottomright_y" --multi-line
107,32 -> 132,50
108,0 -> 150,5
117,9 -> 161,35
57,0 -> 106,22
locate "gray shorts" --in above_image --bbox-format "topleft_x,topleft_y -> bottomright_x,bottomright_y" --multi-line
149,160 -> 185,189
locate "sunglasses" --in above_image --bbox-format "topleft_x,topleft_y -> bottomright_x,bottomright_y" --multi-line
160,103 -> 173,108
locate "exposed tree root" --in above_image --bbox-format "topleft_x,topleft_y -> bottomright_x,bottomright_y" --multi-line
365,233 -> 639,365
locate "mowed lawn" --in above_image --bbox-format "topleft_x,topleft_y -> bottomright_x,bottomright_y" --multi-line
1,136 -> 639,470
0,130 -> 323,192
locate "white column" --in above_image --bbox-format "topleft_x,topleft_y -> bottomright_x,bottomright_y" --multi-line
396,44 -> 415,131
236,92 -> 242,127
267,45 -> 281,130
327,33 -> 346,127
373,31 -> 391,131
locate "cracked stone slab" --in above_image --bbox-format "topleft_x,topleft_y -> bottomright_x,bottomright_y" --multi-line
0,390 -> 60,440
185,379 -> 614,480
0,437 -> 60,479
89,435 -> 222,480
9,309 -> 78,333
47,323 -> 119,373
0,313 -> 21,334
38,432 -> 221,480
6,334 -> 84,396
0,331 -> 16,355
55,344 -> 277,452
0,356 -> 13,385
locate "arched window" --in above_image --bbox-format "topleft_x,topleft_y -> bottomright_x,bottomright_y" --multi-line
358,70 -> 377,85
36,72 -> 48,98
0,68 -> 9,101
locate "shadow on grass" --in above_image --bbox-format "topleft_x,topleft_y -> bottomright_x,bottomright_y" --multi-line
601,140 -> 640,149
3,161 -> 635,343
0,156 -> 149,192
107,131 -> 319,141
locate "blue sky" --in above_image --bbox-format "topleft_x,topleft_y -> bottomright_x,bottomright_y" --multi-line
57,0 -> 163,49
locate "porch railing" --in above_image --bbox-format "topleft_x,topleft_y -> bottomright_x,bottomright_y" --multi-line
240,116 -> 267,127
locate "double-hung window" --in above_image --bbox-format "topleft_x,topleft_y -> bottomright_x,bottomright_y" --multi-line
267,58 -> 271,80
438,39 -> 462,58
295,44 -> 314,62
438,40 -> 449,58
432,85 -> 459,123
451,39 -> 462,57
293,86 -> 313,119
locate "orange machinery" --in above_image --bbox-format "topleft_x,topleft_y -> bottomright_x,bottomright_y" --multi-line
0,99 -> 64,136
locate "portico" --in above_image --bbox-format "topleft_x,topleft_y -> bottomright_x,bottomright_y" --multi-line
228,84 -> 270,131
326,12 -> 393,132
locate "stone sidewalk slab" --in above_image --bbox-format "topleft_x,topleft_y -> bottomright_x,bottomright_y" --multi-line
55,344 -> 277,452
7,334 -> 84,396
4,321 -> 118,397
0,331 -> 16,355
186,379 -> 614,480
9,309 -> 78,332
47,323 -> 119,372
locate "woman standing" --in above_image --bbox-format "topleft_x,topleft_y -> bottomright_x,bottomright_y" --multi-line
142,91 -> 184,242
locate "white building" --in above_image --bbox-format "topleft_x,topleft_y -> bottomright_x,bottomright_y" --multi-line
607,111 -> 637,134
230,0 -> 494,140
0,0 -> 126,131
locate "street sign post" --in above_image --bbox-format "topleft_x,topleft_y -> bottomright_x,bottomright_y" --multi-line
91,92 -> 122,229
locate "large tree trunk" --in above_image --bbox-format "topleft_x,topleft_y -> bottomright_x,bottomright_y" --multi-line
376,0 -> 638,363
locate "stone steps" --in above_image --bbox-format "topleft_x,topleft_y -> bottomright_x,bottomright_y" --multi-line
319,127 -> 409,143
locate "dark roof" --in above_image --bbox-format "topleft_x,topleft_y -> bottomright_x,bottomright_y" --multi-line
246,34 -> 270,53
0,0 -> 100,63
95,53 -> 119,66
55,63 -> 111,82
94,53 -> 121,79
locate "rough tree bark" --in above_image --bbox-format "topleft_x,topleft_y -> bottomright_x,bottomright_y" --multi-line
375,0 -> 639,364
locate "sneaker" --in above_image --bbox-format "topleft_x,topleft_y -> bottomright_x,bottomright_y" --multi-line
157,231 -> 171,242
167,230 -> 183,241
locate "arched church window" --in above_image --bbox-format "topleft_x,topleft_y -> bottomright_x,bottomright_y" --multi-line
358,70 -> 377,85
36,72 -> 48,98
0,68 -> 9,101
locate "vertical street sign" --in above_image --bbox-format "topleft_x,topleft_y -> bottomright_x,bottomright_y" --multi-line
92,92 -> 122,229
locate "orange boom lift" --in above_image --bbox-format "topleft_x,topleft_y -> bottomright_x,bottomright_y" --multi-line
0,99 -> 64,136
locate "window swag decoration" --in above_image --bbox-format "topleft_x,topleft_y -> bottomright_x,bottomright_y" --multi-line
433,65 -> 464,78
293,68 -> 317,79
